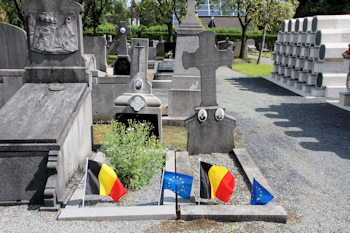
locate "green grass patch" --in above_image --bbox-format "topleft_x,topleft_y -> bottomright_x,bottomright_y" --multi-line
250,52 -> 272,57
107,55 -> 118,65
234,58 -> 258,63
162,126 -> 188,151
232,63 -> 273,77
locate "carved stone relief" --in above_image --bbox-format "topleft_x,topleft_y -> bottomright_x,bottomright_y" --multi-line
130,96 -> 145,112
29,12 -> 78,54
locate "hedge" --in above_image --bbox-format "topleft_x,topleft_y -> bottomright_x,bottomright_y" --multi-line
83,24 -> 277,50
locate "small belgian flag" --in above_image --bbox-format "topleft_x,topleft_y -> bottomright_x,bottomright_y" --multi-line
85,160 -> 127,202
200,161 -> 235,203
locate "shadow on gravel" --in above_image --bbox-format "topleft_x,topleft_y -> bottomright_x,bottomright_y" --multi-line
225,77 -> 299,97
256,103 -> 350,160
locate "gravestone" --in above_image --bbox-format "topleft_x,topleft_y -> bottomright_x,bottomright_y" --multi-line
0,23 -> 27,107
114,38 -> 162,139
218,37 -> 234,50
21,0 -> 92,85
113,22 -> 131,75
167,0 -> 204,122
0,83 -> 92,208
84,36 -> 107,72
0,23 -> 27,69
183,31 -> 236,155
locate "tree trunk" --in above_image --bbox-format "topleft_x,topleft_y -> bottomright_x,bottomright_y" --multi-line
257,24 -> 267,64
167,22 -> 173,42
240,25 -> 247,59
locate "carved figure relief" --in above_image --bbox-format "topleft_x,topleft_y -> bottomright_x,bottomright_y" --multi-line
198,109 -> 207,123
29,12 -> 78,54
215,108 -> 225,121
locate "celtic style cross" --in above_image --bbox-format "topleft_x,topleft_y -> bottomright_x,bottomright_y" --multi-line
183,31 -> 233,107
116,21 -> 131,56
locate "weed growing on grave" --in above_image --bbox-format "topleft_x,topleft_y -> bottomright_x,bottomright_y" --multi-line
99,120 -> 166,190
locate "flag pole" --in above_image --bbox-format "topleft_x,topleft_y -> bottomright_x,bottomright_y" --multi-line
158,167 -> 166,206
198,158 -> 201,205
82,158 -> 89,208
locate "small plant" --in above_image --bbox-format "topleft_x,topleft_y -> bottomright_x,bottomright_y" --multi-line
342,43 -> 350,58
99,120 -> 166,190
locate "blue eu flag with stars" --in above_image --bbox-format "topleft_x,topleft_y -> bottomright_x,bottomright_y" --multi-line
162,171 -> 193,199
250,177 -> 274,205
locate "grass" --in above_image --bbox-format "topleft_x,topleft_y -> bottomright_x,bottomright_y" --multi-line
107,55 -> 118,65
250,52 -> 272,57
162,126 -> 188,151
94,123 -> 247,152
232,63 -> 273,77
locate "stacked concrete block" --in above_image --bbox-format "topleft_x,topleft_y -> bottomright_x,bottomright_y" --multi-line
270,15 -> 350,98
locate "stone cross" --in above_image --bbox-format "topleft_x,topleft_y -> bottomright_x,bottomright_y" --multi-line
181,0 -> 201,26
183,31 -> 233,107
116,21 -> 131,55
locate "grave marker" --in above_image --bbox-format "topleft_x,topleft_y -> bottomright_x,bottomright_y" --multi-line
113,21 -> 131,75
183,31 -> 236,155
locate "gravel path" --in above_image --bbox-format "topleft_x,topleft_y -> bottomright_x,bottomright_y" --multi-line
1,66 -> 349,232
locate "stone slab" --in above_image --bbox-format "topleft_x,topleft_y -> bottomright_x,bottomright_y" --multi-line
58,205 -> 176,221
176,151 -> 196,204
0,83 -> 88,145
83,36 -> 107,72
180,205 -> 287,223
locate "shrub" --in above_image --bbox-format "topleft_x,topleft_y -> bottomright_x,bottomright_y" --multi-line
99,120 -> 166,190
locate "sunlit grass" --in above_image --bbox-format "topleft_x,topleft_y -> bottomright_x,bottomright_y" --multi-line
250,52 -> 272,57
232,63 -> 273,77
107,55 -> 118,65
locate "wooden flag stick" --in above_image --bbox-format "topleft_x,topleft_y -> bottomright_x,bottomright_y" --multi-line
82,158 -> 89,208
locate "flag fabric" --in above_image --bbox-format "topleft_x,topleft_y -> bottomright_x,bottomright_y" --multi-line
85,160 -> 127,202
162,171 -> 193,199
200,161 -> 235,203
250,177 -> 274,205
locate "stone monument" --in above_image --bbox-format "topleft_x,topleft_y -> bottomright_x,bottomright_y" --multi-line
113,21 -> 131,75
21,0 -> 92,85
166,0 -> 205,123
183,31 -> 236,155
114,38 -> 162,139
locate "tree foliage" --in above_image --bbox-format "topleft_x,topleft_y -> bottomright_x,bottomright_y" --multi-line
0,0 -> 26,28
251,0 -> 298,64
295,0 -> 350,17
136,0 -> 205,42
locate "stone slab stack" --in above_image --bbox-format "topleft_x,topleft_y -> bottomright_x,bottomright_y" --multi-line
270,15 -> 350,98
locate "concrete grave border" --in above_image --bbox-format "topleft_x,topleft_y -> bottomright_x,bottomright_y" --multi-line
58,149 -> 287,223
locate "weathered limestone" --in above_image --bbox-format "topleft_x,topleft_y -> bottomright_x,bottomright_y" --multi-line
0,83 -> 92,208
183,30 -> 236,155
0,23 -> 27,69
21,0 -> 92,85
114,38 -> 162,140
84,36 -> 107,72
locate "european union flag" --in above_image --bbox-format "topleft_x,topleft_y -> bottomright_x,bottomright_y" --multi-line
250,177 -> 274,205
162,171 -> 193,199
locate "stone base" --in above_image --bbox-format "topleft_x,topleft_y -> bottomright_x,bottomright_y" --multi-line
311,87 -> 325,97
286,78 -> 294,86
0,83 -> 92,208
294,81 -> 303,90
339,92 -> 350,106
185,107 -> 236,155
114,93 -> 162,141
281,76 -> 288,83
168,89 -> 201,118
302,84 -> 312,93
325,86 -> 347,98
0,69 -> 25,107
152,80 -> 172,93
24,67 -> 92,88
153,72 -> 173,80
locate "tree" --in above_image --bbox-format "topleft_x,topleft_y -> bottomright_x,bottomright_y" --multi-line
136,0 -> 205,42
76,0 -> 113,35
0,0 -> 25,28
212,0 -> 260,58
295,0 -> 350,18
252,0 -> 298,64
